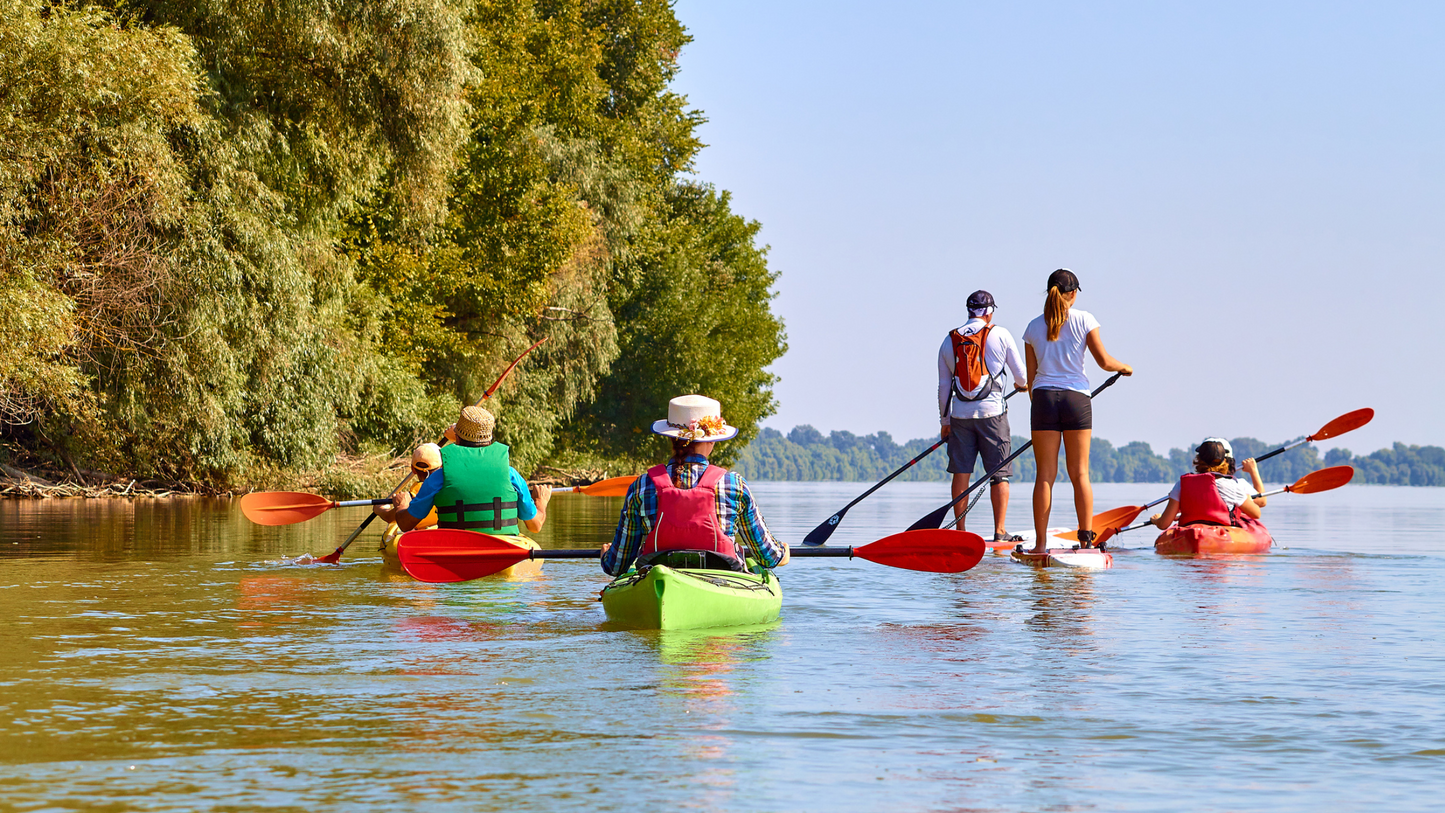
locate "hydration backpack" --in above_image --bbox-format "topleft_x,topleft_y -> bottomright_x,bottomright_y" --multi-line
949,324 -> 999,402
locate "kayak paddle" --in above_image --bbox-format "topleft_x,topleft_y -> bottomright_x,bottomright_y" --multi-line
909,372 -> 1126,532
552,476 -> 635,498
397,528 -> 987,584
1107,465 -> 1356,539
240,492 -> 392,526
1060,408 -> 1374,544
312,337 -> 547,564
804,390 -> 1021,547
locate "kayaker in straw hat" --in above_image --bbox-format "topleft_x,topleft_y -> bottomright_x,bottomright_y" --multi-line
1022,268 -> 1132,553
374,405 -> 551,534
1149,439 -> 1267,530
601,395 -> 788,576
937,289 -> 1028,543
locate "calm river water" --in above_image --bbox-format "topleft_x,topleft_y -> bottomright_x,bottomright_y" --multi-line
2,481 -> 1443,811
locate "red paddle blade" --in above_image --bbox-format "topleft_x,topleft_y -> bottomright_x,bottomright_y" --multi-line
854,529 -> 986,574
574,476 -> 636,497
239,492 -> 336,526
1310,408 -> 1374,441
1055,504 -> 1146,541
1287,465 -> 1355,495
397,529 -> 533,583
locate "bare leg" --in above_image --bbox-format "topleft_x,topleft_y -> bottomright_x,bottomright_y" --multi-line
1031,431 -> 1062,553
950,472 -> 971,530
1063,429 -> 1093,539
991,479 -> 1010,537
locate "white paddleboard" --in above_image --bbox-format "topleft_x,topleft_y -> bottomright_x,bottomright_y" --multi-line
1009,528 -> 1113,569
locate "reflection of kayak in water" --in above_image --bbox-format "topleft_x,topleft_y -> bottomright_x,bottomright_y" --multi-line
601,561 -> 781,630
1008,528 -> 1113,569
1155,516 -> 1273,556
386,529 -> 544,580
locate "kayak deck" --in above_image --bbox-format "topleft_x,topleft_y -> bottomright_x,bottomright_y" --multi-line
1155,518 -> 1273,556
387,531 -> 544,580
600,564 -> 782,630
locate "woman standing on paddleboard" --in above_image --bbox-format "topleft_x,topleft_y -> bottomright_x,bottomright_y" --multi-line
601,395 -> 789,576
1022,269 -> 1132,553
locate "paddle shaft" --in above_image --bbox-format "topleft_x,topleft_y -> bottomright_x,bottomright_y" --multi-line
931,373 -> 1123,529
505,547 -> 868,562
1255,438 -> 1307,464
326,337 -> 548,561
1116,487 -> 1298,534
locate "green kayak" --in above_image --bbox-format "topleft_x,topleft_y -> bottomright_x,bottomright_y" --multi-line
600,564 -> 782,630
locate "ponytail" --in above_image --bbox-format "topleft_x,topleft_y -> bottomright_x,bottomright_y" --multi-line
1045,285 -> 1069,341
668,437 -> 696,487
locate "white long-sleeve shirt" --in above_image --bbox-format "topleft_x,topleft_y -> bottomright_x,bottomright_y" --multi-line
937,318 -> 1026,422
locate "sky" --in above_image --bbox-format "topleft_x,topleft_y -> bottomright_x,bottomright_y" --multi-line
669,0 -> 1443,457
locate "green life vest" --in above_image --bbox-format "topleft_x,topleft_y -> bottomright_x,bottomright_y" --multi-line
433,442 -> 520,534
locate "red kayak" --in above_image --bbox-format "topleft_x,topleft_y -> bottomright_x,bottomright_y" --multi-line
1154,516 -> 1273,555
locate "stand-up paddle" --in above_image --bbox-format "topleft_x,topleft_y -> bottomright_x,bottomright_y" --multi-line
1106,465 -> 1355,540
310,338 -> 547,564
804,391 -> 1021,547
908,372 -> 1125,532
240,476 -> 635,528
1060,408 -> 1374,544
397,528 -> 987,584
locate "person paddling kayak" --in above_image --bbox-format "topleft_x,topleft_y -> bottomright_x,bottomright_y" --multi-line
1022,269 -> 1132,553
376,444 -> 441,550
937,289 -> 1027,543
601,395 -> 788,576
1149,439 -> 1267,530
374,405 -> 551,534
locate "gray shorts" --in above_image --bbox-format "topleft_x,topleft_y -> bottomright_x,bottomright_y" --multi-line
946,413 -> 1012,482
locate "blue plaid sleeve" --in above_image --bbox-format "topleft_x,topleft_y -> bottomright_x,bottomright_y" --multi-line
603,474 -> 654,576
722,472 -> 785,568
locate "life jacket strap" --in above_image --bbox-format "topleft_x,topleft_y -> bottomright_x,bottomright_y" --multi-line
436,497 -> 519,531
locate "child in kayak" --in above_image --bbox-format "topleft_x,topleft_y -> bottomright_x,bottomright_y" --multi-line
1150,438 -> 1267,529
601,395 -> 788,576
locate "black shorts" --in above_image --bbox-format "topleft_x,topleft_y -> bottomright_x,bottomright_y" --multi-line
1031,388 -> 1093,432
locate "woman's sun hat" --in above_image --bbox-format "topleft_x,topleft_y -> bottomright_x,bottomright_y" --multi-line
411,443 -> 442,472
455,405 -> 496,444
652,395 -> 739,442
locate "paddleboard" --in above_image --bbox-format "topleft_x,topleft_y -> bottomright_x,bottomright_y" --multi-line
1008,527 -> 1113,570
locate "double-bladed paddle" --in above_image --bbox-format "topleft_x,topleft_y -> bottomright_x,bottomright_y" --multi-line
908,372 -> 1127,532
1058,408 -> 1374,543
1102,465 -> 1356,542
803,390 -> 1022,547
397,528 -> 987,584
311,338 -> 548,564
240,476 -> 636,528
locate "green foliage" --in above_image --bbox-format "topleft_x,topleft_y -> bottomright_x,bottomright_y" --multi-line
734,426 -> 1336,485
1326,444 -> 1445,486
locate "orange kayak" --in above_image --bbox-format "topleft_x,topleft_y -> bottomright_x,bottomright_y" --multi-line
1154,517 -> 1273,555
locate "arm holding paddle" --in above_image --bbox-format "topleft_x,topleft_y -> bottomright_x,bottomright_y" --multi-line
1241,458 -> 1267,507
522,485 -> 552,533
1085,328 -> 1133,377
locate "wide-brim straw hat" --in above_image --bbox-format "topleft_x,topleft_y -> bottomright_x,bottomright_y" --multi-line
411,442 -> 442,472
651,395 -> 739,442
456,405 -> 496,444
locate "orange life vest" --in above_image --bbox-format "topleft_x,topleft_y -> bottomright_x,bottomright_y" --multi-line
1178,472 -> 1236,526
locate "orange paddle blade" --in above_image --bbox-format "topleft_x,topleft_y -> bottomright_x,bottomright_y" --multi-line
854,529 -> 986,574
1287,465 -> 1355,494
572,476 -> 636,497
1056,504 -> 1148,541
240,492 -> 337,526
397,528 -> 534,583
1310,408 -> 1374,441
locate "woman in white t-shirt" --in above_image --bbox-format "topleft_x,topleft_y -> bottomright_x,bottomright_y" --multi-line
1021,269 -> 1132,553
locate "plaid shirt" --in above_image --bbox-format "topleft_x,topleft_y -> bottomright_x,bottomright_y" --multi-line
603,454 -> 785,576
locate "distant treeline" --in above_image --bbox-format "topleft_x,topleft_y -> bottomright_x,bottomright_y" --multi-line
733,426 -> 1445,486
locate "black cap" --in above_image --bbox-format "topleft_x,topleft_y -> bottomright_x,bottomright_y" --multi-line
966,290 -> 996,309
1047,268 -> 1080,293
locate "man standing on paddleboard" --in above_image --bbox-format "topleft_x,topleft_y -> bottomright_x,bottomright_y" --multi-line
938,290 -> 1028,543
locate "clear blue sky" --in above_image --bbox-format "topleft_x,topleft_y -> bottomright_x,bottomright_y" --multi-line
671,0 -> 1442,456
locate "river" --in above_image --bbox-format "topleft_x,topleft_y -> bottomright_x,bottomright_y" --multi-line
2,482 -> 1442,811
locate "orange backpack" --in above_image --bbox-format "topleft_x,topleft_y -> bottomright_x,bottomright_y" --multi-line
949,324 -> 998,402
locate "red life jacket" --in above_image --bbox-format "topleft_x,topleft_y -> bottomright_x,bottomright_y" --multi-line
637,463 -> 740,561
1178,472 -> 1236,526
949,324 -> 998,402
